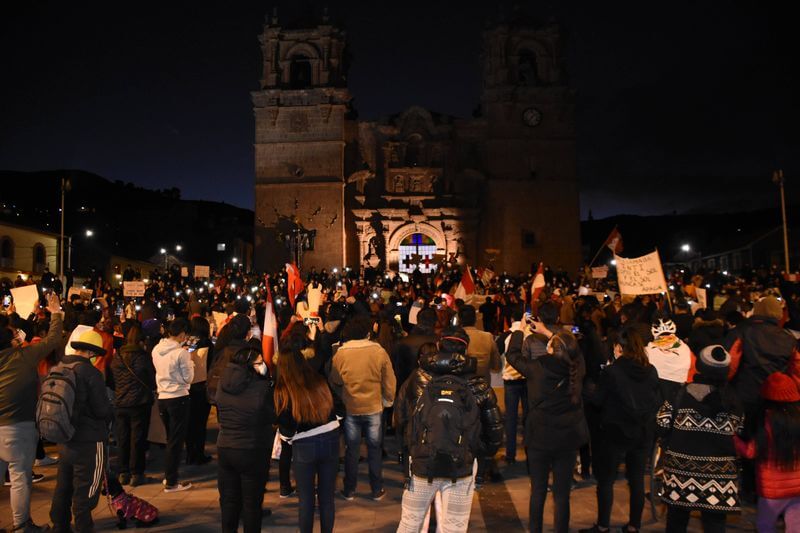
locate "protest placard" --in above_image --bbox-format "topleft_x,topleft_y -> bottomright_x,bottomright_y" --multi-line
181,267 -> 189,278
591,265 -> 609,279
194,265 -> 210,278
615,251 -> 668,295
123,281 -> 146,298
696,287 -> 708,309
10,285 -> 39,318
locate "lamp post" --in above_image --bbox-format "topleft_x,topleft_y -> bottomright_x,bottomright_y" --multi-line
281,220 -> 316,270
773,169 -> 790,273
160,248 -> 167,270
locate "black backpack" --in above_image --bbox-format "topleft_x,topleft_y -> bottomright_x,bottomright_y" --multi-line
37,362 -> 81,443
409,374 -> 481,482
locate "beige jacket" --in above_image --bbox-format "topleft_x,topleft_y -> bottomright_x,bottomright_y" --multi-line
330,339 -> 396,415
464,326 -> 501,381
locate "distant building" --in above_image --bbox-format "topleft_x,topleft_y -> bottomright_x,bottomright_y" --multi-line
0,221 -> 59,283
252,10 -> 581,274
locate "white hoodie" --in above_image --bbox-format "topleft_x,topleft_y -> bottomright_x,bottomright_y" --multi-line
152,337 -> 194,399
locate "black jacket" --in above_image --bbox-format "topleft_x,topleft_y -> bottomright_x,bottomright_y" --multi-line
207,338 -> 249,402
587,356 -> 660,446
394,349 -> 503,458
62,355 -> 113,443
110,344 -> 154,408
391,327 -> 437,393
215,364 -> 276,450
506,331 -> 589,451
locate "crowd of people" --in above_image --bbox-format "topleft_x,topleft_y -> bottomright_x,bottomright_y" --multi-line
1,257 -> 800,532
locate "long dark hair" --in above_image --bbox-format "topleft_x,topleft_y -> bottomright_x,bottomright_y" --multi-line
274,323 -> 333,425
757,400 -> 800,469
614,327 -> 649,367
550,330 -> 582,405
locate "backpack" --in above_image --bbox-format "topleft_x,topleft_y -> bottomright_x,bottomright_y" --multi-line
37,362 -> 81,443
409,374 -> 481,482
111,490 -> 159,528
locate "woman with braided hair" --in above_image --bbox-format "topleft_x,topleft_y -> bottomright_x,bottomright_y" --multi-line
506,323 -> 588,533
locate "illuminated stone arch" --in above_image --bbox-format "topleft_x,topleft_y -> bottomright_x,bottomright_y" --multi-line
387,222 -> 447,272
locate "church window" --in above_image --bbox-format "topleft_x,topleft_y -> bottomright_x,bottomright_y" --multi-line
289,55 -> 312,89
518,49 -> 538,85
0,236 -> 13,268
399,233 -> 437,274
405,134 -> 423,166
33,243 -> 46,273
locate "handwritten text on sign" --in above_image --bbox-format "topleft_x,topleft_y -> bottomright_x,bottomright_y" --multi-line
614,251 -> 668,295
123,281 -> 146,298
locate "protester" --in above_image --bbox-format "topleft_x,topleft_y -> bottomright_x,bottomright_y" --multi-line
152,317 -> 194,492
459,305 -> 501,382
581,327 -> 660,533
645,316 -> 694,403
734,372 -> 800,532
497,304 -> 527,465
330,314 -> 396,501
656,345 -> 743,533
110,321 -> 154,487
506,323 -> 588,533
215,344 -> 275,533
49,329 -> 113,533
1,294 -> 63,533
186,316 -> 213,465
275,323 -> 343,533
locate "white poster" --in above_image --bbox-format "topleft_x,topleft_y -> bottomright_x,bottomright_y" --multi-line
591,266 -> 609,279
123,281 -> 146,298
615,251 -> 668,295
10,285 -> 39,318
695,287 -> 708,309
194,265 -> 210,278
180,267 -> 189,278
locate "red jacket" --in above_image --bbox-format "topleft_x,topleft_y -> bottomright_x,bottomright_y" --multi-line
735,414 -> 800,499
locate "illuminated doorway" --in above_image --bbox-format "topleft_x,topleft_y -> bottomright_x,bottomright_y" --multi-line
398,233 -> 437,273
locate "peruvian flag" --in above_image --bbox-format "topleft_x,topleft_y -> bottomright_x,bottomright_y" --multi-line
454,265 -> 476,300
477,267 -> 495,286
262,278 -> 279,371
530,262 -> 546,307
604,226 -> 624,254
285,262 -> 304,309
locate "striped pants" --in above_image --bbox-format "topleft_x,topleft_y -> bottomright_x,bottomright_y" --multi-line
50,441 -> 107,533
397,461 -> 477,533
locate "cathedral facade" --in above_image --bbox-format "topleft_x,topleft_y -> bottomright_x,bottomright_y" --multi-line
253,11 -> 581,275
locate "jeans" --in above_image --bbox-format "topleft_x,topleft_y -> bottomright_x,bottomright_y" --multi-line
397,460 -> 477,533
158,395 -> 190,485
666,506 -> 726,532
217,446 -> 269,533
503,380 -> 527,461
115,403 -> 150,475
50,441 -> 107,533
757,496 -> 800,533
292,429 -> 340,533
527,446 -> 575,533
186,383 -> 211,462
593,438 -> 647,529
0,421 -> 38,527
343,412 -> 383,495
279,442 -> 293,492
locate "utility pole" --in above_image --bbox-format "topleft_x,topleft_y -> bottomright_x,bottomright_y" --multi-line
773,169 -> 790,273
59,177 -> 66,286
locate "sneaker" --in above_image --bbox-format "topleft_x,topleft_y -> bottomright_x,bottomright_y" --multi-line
130,474 -> 145,487
279,487 -> 296,499
12,519 -> 50,532
34,456 -> 58,467
370,488 -> 386,501
163,481 -> 192,493
339,489 -> 355,501
118,472 -> 131,485
32,473 -> 45,483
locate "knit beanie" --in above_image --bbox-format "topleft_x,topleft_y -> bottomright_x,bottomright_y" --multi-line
753,296 -> 783,321
696,345 -> 730,381
761,372 -> 800,403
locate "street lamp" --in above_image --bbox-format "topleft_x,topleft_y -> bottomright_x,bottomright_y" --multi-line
772,169 -> 790,272
175,245 -> 182,252
681,244 -> 691,252
85,229 -> 93,237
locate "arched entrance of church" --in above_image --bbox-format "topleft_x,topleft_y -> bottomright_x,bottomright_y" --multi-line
386,223 -> 446,273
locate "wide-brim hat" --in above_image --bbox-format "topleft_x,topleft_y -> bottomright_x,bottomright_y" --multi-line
70,330 -> 106,356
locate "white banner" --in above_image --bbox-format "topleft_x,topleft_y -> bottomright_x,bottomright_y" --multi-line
123,281 -> 146,298
194,265 -> 210,278
10,285 -> 39,318
615,251 -> 668,295
180,267 -> 189,278
591,265 -> 609,279
695,287 -> 707,309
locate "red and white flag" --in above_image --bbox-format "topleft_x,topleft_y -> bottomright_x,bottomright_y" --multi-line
604,227 -> 624,254
454,265 -> 476,300
477,267 -> 495,286
285,262 -> 305,309
262,278 -> 279,371
530,262 -> 546,307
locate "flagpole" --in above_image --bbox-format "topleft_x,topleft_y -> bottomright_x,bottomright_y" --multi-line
589,225 -> 618,267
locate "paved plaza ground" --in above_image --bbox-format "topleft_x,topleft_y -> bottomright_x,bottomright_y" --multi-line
2,405 -> 760,532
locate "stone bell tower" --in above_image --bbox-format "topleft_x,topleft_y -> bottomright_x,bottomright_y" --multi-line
252,9 -> 353,272
479,11 -> 581,272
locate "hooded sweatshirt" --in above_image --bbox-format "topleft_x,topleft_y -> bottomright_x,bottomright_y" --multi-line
215,364 -> 275,449
151,337 -> 194,399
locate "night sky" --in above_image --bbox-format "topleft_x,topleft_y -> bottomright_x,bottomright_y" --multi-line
1,1 -> 797,219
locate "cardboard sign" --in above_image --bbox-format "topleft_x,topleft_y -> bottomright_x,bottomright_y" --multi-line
615,251 -> 668,295
123,281 -> 146,298
194,265 -> 210,278
181,267 -> 189,278
10,284 -> 39,318
212,311 -> 229,334
591,266 -> 609,279
67,287 -> 93,302
695,287 -> 708,309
